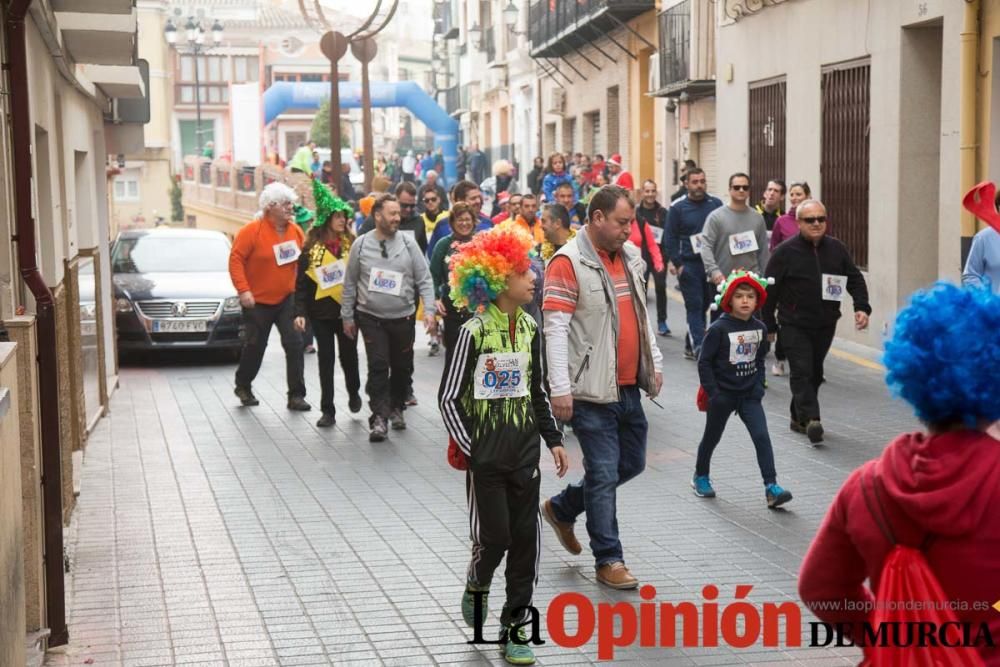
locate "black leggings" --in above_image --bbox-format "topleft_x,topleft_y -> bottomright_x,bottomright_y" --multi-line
311,318 -> 360,415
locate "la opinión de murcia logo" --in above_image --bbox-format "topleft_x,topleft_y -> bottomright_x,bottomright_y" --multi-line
465,585 -> 998,661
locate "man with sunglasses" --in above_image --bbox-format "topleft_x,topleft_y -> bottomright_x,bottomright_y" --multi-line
762,199 -> 870,445
417,169 -> 448,213
342,194 -> 438,442
419,189 -> 449,241
358,182 -> 428,254
700,173 -> 770,291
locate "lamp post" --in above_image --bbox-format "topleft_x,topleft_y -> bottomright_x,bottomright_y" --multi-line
164,16 -> 224,157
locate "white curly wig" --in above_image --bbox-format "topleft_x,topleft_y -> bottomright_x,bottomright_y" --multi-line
258,182 -> 298,211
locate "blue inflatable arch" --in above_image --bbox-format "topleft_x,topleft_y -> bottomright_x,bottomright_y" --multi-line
263,80 -> 459,184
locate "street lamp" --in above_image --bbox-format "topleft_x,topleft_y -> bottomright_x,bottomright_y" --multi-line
164,16 -> 224,157
467,21 -> 481,49
502,1 -> 518,29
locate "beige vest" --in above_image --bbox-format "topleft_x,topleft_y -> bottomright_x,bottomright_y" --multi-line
556,228 -> 657,403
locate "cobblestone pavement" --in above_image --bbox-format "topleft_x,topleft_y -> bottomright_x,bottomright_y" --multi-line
46,294 -> 918,666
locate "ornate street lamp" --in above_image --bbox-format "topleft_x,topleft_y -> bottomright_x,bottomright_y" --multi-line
164,16 -> 224,156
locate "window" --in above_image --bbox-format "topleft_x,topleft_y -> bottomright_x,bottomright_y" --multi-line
208,56 -> 221,82
584,111 -> 601,155
180,55 -> 194,81
235,56 -> 247,82
232,56 -> 259,83
113,168 -> 140,201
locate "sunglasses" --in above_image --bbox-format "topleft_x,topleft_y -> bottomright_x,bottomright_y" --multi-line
422,197 -> 438,204
399,202 -> 416,209
730,185 -> 751,192
801,216 -> 827,224
379,240 -> 388,258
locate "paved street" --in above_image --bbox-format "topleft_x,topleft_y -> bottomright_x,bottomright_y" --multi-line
46,294 -> 917,666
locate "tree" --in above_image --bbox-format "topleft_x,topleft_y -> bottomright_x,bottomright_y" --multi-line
309,97 -> 351,149
169,175 -> 184,222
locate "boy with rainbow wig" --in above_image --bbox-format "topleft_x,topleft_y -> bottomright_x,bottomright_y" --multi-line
438,223 -> 569,665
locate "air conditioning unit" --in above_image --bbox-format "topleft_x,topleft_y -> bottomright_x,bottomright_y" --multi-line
546,87 -> 566,116
647,53 -> 660,94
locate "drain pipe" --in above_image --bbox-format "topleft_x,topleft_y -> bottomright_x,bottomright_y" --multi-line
6,0 -> 67,648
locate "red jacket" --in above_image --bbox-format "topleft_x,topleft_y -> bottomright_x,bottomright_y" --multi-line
627,220 -> 664,273
799,429 -> 1000,665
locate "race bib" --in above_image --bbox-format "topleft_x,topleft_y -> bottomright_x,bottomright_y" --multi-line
650,226 -> 664,244
273,240 -> 301,266
316,259 -> 346,290
729,330 -> 762,365
473,352 -> 530,400
822,274 -> 847,302
368,268 -> 404,296
728,231 -> 759,256
690,233 -> 705,255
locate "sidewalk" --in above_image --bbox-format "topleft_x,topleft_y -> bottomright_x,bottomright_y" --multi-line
46,294 -> 918,666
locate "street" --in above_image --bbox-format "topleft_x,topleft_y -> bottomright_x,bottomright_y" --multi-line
47,294 -> 915,666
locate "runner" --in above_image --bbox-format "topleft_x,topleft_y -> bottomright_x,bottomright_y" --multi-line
539,185 -> 663,590
438,224 -> 568,667
700,173 -> 770,289
293,181 -> 363,427
634,179 -> 669,336
229,182 -> 310,411
691,270 -> 793,508
664,168 -> 723,359
762,199 -> 871,444
341,194 -> 437,442
429,203 -> 478,354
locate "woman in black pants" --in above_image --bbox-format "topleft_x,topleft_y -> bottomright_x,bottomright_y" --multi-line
428,202 -> 478,355
294,182 -> 363,427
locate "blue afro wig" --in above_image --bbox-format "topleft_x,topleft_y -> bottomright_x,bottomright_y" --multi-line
883,282 -> 1000,427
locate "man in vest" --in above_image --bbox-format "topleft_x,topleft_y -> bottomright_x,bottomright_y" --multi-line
539,185 -> 663,590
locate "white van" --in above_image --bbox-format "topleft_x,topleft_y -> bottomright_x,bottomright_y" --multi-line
315,147 -> 364,188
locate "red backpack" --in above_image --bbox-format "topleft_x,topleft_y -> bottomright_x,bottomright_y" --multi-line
860,469 -> 984,667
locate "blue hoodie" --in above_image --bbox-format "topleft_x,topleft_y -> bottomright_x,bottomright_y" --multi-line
542,171 -> 576,204
698,313 -> 769,398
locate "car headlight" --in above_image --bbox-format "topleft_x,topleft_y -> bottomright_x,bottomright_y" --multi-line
115,297 -> 133,313
223,296 -> 241,313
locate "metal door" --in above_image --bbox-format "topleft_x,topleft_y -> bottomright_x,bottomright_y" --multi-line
748,78 -> 786,204
822,61 -> 870,268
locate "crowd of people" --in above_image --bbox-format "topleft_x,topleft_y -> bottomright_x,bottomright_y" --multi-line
226,154 -> 1000,665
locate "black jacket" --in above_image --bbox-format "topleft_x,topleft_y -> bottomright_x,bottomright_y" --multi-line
294,242 -> 348,321
698,314 -> 769,398
762,233 -> 871,332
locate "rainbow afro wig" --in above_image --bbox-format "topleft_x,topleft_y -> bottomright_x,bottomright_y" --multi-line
883,282 -> 1000,427
448,222 -> 535,313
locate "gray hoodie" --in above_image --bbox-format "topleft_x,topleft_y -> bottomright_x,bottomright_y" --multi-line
341,230 -> 435,321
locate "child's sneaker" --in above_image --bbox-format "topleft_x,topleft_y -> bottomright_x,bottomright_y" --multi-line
766,483 -> 793,508
500,625 -> 535,665
691,474 -> 716,498
771,361 -> 786,376
461,585 -> 489,628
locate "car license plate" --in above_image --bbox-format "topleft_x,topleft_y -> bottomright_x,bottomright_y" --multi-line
152,320 -> 207,333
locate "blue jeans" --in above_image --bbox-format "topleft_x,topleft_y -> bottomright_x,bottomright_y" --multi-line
548,386 -> 648,568
678,259 -> 714,352
695,390 -> 776,485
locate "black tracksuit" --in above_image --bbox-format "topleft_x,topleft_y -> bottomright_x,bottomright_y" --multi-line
762,233 -> 871,424
696,314 -> 776,485
635,202 -> 669,323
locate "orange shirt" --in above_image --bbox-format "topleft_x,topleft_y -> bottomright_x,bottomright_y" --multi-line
229,219 -> 305,306
513,215 -> 546,244
542,250 -> 640,386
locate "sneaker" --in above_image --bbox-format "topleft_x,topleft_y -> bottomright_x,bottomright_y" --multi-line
657,321 -> 671,337
684,348 -> 696,361
789,420 -> 807,434
405,393 -> 418,406
429,341 -> 441,357
389,409 -> 407,430
287,396 -> 311,411
348,392 -> 363,414
500,625 -> 535,665
766,483 -> 793,508
234,386 -> 259,407
369,414 -> 388,442
771,361 -> 786,376
304,344 -> 316,354
461,585 -> 489,628
806,420 -> 824,444
596,562 -> 638,590
316,412 -> 335,428
540,499 -> 582,555
691,474 -> 716,498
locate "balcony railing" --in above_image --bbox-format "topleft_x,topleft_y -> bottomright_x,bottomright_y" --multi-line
529,0 -> 654,58
653,0 -> 715,98
659,3 -> 689,89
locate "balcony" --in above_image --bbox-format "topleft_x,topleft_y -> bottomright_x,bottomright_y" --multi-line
652,0 -> 715,99
528,0 -> 654,58
444,85 -> 461,115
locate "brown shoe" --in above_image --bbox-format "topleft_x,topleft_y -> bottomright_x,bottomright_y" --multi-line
596,562 -> 638,590
540,499 -> 582,555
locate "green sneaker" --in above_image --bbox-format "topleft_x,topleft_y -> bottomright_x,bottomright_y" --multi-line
461,585 -> 489,628
500,625 -> 536,665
